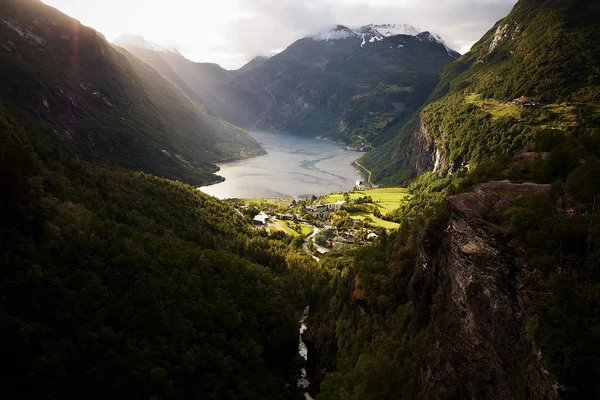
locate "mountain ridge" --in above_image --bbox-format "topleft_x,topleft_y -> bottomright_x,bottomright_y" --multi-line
362,0 -> 600,185
308,23 -> 457,58
119,27 -> 459,146
0,0 -> 264,185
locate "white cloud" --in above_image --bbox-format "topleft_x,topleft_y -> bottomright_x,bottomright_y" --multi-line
43,0 -> 517,69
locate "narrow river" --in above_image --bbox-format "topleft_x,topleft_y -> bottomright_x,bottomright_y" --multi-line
297,306 -> 314,400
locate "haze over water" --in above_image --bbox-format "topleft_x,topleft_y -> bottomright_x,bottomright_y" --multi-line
200,131 -> 363,199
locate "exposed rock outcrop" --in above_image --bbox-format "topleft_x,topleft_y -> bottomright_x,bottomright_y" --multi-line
409,119 -> 436,174
409,181 -> 558,400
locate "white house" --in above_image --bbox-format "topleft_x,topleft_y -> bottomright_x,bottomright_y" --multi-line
325,200 -> 347,211
253,211 -> 270,225
305,204 -> 327,217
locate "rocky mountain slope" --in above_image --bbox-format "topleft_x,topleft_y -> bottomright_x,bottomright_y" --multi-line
0,0 -> 264,186
363,0 -> 600,184
119,25 -> 459,147
409,181 -> 558,399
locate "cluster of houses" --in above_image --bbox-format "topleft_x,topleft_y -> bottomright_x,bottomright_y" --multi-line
513,97 -> 541,108
248,199 -> 350,225
315,228 -> 380,254
239,199 -> 381,258
304,200 -> 347,217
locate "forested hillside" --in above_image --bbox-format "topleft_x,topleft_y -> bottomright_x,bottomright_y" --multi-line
303,0 -> 600,399
363,0 -> 600,185
0,0 -> 264,186
0,105 -> 317,399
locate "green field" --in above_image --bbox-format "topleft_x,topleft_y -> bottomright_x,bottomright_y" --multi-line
322,188 -> 409,229
279,220 -> 313,237
465,93 -> 522,120
278,221 -> 299,236
322,188 -> 410,213
298,224 -> 313,236
353,213 -> 400,230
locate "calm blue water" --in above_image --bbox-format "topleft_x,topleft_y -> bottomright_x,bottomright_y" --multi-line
200,131 -> 362,199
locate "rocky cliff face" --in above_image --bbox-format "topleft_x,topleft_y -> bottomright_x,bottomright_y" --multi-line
409,119 -> 437,174
409,181 -> 559,400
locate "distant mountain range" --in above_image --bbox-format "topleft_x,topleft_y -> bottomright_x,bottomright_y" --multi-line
117,25 -> 459,147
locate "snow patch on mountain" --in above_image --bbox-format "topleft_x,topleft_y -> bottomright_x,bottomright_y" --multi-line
427,32 -> 458,59
311,23 -> 422,43
310,24 -> 457,57
312,25 -> 357,41
365,24 -> 421,37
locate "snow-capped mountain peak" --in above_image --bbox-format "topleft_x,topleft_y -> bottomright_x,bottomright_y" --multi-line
309,24 -> 456,56
362,24 -> 421,37
310,23 -> 421,42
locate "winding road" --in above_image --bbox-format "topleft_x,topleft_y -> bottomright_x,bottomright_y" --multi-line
302,227 -> 320,262
354,161 -> 372,187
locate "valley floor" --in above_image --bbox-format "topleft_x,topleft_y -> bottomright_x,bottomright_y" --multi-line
231,187 -> 410,259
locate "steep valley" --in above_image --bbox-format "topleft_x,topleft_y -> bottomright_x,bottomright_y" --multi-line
2,0 -> 600,399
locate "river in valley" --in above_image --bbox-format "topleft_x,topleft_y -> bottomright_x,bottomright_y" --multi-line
200,131 -> 363,199
297,306 -> 314,400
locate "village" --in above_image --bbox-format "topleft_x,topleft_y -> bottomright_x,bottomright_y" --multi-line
231,183 -> 410,260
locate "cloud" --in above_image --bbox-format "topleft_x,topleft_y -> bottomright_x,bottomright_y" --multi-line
44,0 -> 518,69
216,0 -> 336,58
213,0 -> 517,66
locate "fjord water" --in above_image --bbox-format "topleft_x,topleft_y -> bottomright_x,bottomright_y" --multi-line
200,131 -> 362,199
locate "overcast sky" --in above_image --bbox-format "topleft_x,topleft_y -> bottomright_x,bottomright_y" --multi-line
43,0 -> 518,69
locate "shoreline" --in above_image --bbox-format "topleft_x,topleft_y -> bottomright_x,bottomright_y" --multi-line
352,160 -> 374,187
201,131 -> 363,196
202,175 -> 226,188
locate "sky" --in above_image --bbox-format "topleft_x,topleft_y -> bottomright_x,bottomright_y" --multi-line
42,0 -> 518,69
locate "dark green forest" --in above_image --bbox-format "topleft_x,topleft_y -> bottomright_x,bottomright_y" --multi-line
0,107 -> 320,399
307,135 -> 600,398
